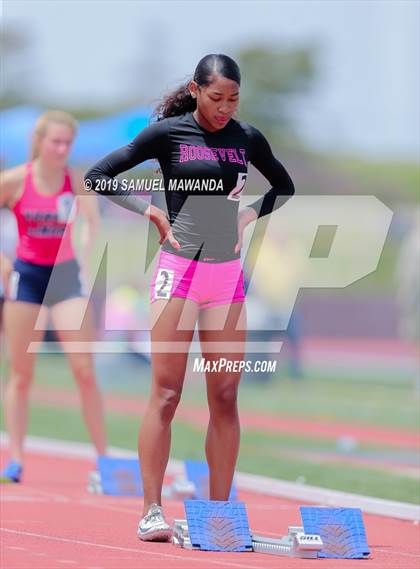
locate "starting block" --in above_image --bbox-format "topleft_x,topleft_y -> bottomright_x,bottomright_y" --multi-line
88,458 -> 237,501
173,500 -> 253,552
162,475 -> 196,500
88,457 -> 143,496
162,459 -> 219,501
172,500 -> 322,557
301,507 -> 370,559
184,460 -> 237,500
173,501 -> 370,559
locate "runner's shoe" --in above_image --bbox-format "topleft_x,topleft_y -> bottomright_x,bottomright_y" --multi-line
137,503 -> 173,542
0,461 -> 22,483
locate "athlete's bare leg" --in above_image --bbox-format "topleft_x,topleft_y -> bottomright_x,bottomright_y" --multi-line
3,301 -> 48,464
50,297 -> 106,455
198,301 -> 246,500
139,298 -> 198,515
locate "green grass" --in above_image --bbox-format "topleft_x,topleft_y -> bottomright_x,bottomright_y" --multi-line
332,156 -> 420,204
1,403 -> 417,505
343,238 -> 400,295
2,352 -> 417,431
237,375 -> 419,431
185,372 -> 418,432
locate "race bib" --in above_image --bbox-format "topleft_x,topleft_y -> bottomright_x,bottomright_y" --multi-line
57,193 -> 76,223
154,268 -> 175,300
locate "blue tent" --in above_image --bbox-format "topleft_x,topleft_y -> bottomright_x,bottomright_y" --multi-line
0,105 -> 153,167
0,106 -> 41,167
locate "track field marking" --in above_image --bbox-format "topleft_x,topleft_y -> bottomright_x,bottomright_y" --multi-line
373,548 -> 420,559
3,526 -> 420,562
0,528 -> 268,569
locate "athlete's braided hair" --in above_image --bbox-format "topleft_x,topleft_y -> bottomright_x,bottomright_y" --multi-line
154,53 -> 241,120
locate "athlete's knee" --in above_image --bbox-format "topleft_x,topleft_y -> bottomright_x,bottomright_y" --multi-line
8,367 -> 33,392
209,384 -> 238,415
152,387 -> 182,423
72,362 -> 96,390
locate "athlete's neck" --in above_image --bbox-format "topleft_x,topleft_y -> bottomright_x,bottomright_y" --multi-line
192,110 -> 219,133
32,159 -> 66,193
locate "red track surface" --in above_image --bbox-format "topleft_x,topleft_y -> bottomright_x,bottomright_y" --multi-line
1,451 -> 419,569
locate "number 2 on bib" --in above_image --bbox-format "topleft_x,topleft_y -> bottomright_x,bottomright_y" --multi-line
227,172 -> 248,201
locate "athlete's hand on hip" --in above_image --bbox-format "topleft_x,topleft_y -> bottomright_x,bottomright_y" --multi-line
144,205 -> 181,250
235,207 -> 258,254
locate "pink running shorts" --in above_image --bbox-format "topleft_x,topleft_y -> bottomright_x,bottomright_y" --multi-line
150,250 -> 245,309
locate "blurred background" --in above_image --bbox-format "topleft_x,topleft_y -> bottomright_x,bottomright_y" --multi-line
1,0 -> 419,504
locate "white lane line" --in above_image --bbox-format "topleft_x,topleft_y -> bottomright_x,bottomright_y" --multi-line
7,546 -> 26,551
373,548 -> 420,559
1,486 -> 70,503
14,487 -> 71,502
2,433 -> 418,521
78,498 -> 141,516
3,485 -> 141,516
1,495 -> 59,503
4,527 -> 419,563
0,528 -> 268,569
3,487 -> 149,517
2,520 -> 44,524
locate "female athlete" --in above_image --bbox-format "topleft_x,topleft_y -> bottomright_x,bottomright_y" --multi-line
1,111 -> 107,482
85,53 -> 294,541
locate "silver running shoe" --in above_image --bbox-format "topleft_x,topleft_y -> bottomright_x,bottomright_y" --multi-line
137,503 -> 173,542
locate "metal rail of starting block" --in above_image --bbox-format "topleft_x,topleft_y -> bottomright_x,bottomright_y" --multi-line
251,526 -> 323,558
172,519 -> 323,558
87,471 -> 102,494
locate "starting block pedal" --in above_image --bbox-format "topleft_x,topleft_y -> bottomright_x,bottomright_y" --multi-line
301,507 -> 370,559
174,500 -> 253,552
162,475 -> 196,500
184,460 -> 237,500
87,457 -> 143,496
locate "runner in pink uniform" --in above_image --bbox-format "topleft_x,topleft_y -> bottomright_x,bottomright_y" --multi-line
13,161 -> 76,265
0,111 -> 107,483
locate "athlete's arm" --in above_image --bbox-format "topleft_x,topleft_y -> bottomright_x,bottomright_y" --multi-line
0,168 -> 22,292
71,170 -> 101,278
84,120 -> 169,216
72,170 -> 100,240
0,166 -> 24,209
84,121 -> 180,249
0,250 -> 13,295
247,127 -> 295,218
